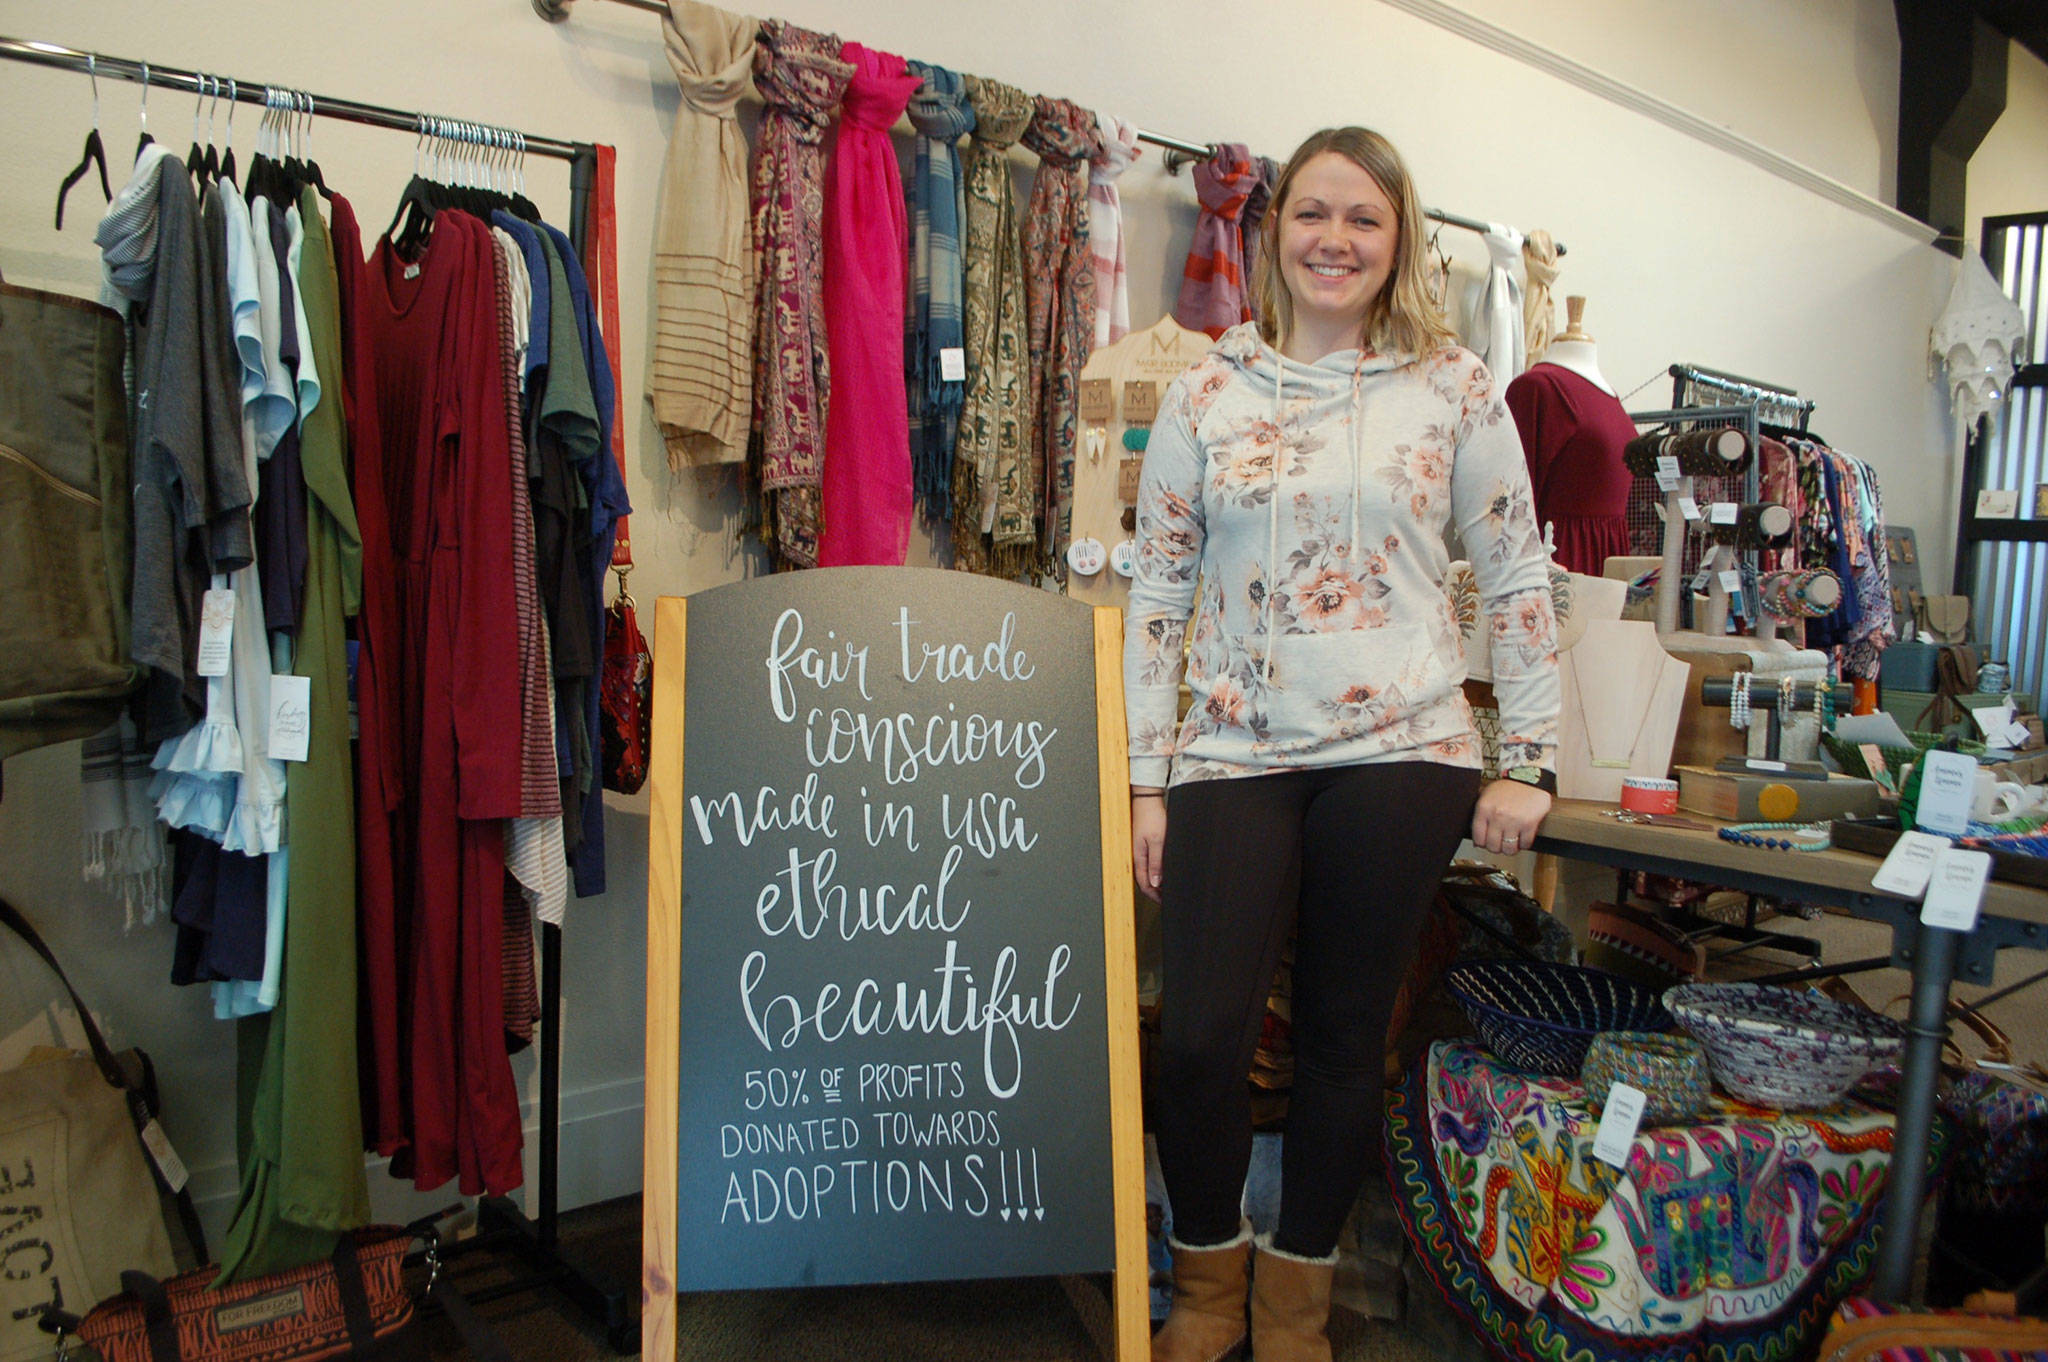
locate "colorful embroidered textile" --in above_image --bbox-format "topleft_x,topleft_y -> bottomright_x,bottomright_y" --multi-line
749,19 -> 852,570
905,61 -> 973,520
818,43 -> 921,566
1021,95 -> 1100,572
651,0 -> 757,468
1173,143 -> 1258,340
1387,1040 -> 1942,1362
1088,111 -> 1140,348
954,75 -> 1033,576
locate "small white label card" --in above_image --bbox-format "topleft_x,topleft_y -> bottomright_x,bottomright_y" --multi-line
1718,570 -> 1744,594
939,347 -> 968,383
196,587 -> 235,678
1679,495 -> 1702,521
1975,488 -> 2020,519
139,1118 -> 190,1193
1871,829 -> 1951,898
1746,758 -> 1788,772
1655,454 -> 1681,491
1709,501 -> 1740,525
1921,847 -> 1992,932
1915,748 -> 1978,836
1690,570 -> 1711,593
1591,1083 -> 1648,1167
1969,696 -> 2016,738
268,673 -> 312,763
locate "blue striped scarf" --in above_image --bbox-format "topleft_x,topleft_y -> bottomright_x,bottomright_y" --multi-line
905,61 -> 973,519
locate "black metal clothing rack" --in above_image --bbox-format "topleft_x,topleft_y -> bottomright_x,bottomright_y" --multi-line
1670,362 -> 1816,433
3,34 -> 632,1353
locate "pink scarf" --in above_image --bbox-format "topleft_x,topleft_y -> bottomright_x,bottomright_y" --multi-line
1174,142 -> 1258,340
818,43 -> 922,565
1088,112 -> 1140,348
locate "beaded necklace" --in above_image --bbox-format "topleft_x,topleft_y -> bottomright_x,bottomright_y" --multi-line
1718,820 -> 1832,852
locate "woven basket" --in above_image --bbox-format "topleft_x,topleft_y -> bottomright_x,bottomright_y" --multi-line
1665,982 -> 1905,1110
1443,961 -> 1673,1077
1579,1030 -> 1711,1125
1822,729 -> 1985,782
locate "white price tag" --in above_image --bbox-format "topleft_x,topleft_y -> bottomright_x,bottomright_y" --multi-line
196,587 -> 235,678
1652,501 -> 1668,523
1914,748 -> 1977,837
1921,847 -> 1992,931
1872,829 -> 1952,898
1718,570 -> 1743,594
1591,1083 -> 1648,1166
1998,720 -> 2032,747
1655,454 -> 1681,489
939,347 -> 967,382
268,674 -> 312,763
139,1118 -> 190,1193
1710,501 -> 1739,525
1679,496 -> 1702,521
1690,571 -> 1710,593
1746,758 -> 1788,772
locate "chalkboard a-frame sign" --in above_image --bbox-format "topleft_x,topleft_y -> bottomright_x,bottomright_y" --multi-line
642,568 -> 1147,1360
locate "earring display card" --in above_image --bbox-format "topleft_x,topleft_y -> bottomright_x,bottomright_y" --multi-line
1121,380 -> 1158,424
2035,483 -> 2048,519
1078,379 -> 1114,425
1885,526 -> 1922,638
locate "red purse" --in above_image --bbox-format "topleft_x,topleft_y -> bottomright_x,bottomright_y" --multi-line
582,146 -> 651,796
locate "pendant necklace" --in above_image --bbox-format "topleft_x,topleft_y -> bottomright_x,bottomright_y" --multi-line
1569,653 -> 1661,770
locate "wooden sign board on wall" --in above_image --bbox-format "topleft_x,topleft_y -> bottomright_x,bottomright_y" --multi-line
643,568 -> 1146,1360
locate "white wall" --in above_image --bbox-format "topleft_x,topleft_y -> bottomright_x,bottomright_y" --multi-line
1968,38 -> 2048,234
0,0 -> 2014,1235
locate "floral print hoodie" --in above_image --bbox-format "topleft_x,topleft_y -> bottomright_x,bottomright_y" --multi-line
1125,322 -> 1558,788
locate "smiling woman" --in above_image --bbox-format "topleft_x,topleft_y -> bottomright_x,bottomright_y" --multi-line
1124,125 -> 1560,1362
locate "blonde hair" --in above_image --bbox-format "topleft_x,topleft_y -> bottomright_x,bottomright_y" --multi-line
1252,126 -> 1457,360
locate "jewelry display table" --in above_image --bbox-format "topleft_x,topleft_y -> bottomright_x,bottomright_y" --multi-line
1389,1041 -> 1939,1362
1531,800 -> 2048,1302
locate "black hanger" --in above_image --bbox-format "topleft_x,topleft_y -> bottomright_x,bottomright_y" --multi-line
134,61 -> 154,163
218,78 -> 238,187
55,55 -> 114,230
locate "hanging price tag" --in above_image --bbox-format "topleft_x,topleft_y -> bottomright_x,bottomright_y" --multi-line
1710,501 -> 1739,525
1679,496 -> 1702,521
1690,570 -> 1710,593
1921,847 -> 1992,931
1871,829 -> 1951,898
1915,749 -> 1977,837
268,674 -> 312,763
138,1118 -> 190,1193
196,587 -> 235,678
1655,454 -> 1681,489
939,347 -> 967,383
1718,570 -> 1743,594
1591,1084 -> 1648,1167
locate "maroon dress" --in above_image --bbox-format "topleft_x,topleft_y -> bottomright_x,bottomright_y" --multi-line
1504,362 -> 1636,576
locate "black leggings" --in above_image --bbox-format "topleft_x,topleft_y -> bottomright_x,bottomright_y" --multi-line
1154,762 -> 1481,1256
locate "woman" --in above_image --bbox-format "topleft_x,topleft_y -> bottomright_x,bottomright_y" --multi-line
1126,127 -> 1558,1362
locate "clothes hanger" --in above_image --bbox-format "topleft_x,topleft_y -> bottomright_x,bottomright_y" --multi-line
387,115 -> 443,253
184,74 -> 207,182
301,93 -> 333,200
134,62 -> 153,160
200,76 -> 222,184
54,53 -> 112,230
220,79 -> 238,186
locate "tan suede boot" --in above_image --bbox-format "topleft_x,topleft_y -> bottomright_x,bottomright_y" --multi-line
1151,1221 -> 1252,1362
1249,1235 -> 1339,1362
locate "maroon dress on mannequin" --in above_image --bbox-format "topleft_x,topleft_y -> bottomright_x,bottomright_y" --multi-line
1504,362 -> 1636,575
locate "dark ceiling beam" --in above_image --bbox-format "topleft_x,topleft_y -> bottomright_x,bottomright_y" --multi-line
1896,0 -> 2009,256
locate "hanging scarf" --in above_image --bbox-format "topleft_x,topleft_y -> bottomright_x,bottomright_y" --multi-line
1240,155 -> 1278,300
652,0 -> 757,468
905,61 -> 973,522
1522,227 -> 1560,363
818,43 -> 921,566
1473,225 -> 1526,382
1088,111 -> 1140,348
954,76 -> 1033,576
1174,142 -> 1258,340
1021,96 -> 1101,573
749,19 -> 852,570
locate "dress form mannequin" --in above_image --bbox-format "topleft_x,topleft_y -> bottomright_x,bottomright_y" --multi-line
1538,297 -> 1614,395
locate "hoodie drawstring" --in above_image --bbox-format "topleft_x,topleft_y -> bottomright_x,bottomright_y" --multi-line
1350,363 -> 1365,569
1264,352 -> 1285,684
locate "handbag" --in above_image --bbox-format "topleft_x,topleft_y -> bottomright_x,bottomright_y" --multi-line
0,274 -> 143,763
578,144 -> 651,798
0,898 -> 202,1362
1915,592 -> 1972,645
1818,1297 -> 2048,1362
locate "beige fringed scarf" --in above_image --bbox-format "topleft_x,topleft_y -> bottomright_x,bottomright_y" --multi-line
953,76 -> 1033,576
650,0 -> 758,468
1522,228 -> 1560,363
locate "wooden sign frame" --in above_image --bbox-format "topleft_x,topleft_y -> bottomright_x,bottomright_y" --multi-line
642,593 -> 1147,1360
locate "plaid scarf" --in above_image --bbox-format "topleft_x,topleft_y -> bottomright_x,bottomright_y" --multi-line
954,76 -> 1033,576
1088,112 -> 1140,348
749,19 -> 852,570
905,61 -> 973,522
1021,96 -> 1100,574
1174,142 -> 1259,339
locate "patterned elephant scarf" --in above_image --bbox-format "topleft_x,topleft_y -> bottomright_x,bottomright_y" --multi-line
953,76 -> 1033,576
1174,142 -> 1259,340
652,0 -> 757,468
904,61 -> 973,521
1087,112 -> 1140,349
1021,96 -> 1101,573
749,19 -> 852,570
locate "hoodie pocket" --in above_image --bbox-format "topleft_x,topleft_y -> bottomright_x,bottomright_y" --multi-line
1259,624 -> 1454,754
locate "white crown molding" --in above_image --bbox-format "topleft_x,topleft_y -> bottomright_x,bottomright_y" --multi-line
1376,0 -> 1938,245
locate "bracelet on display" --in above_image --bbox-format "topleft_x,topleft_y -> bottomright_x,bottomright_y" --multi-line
1718,820 -> 1832,852
1622,426 -> 1754,478
1759,567 -> 1841,621
1703,502 -> 1795,550
1729,671 -> 1752,730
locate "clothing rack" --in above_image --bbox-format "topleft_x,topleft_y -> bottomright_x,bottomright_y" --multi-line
530,0 -> 1565,254
3,34 -> 633,1353
1669,362 -> 1815,432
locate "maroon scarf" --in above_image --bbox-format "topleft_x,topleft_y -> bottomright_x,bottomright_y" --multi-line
1174,142 -> 1259,340
1021,96 -> 1101,573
